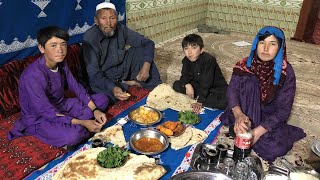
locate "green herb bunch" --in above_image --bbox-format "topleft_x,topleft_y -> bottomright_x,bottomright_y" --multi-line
97,145 -> 129,168
178,110 -> 201,124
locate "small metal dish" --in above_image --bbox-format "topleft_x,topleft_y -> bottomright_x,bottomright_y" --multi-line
282,158 -> 320,179
129,129 -> 169,155
311,140 -> 320,157
263,165 -> 290,180
289,166 -> 320,179
128,106 -> 162,126
158,120 -> 186,137
169,170 -> 233,180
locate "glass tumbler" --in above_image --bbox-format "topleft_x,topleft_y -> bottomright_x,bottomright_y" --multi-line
194,156 -> 209,171
234,162 -> 249,180
221,158 -> 235,177
244,156 -> 261,180
217,143 -> 228,161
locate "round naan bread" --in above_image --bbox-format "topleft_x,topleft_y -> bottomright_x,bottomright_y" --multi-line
146,83 -> 196,111
53,147 -> 166,180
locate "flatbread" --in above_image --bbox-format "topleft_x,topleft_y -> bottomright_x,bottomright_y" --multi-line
186,128 -> 208,146
53,148 -> 103,180
146,83 -> 196,111
53,147 -> 166,180
170,127 -> 193,150
170,127 -> 208,150
93,125 -> 126,147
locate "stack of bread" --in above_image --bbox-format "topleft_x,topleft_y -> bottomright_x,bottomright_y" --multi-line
146,83 -> 196,111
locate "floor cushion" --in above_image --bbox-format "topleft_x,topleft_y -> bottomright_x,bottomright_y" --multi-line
0,86 -> 150,180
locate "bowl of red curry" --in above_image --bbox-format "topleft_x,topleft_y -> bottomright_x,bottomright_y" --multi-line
129,129 -> 169,155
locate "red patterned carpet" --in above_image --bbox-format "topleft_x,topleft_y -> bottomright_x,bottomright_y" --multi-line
0,86 -> 149,180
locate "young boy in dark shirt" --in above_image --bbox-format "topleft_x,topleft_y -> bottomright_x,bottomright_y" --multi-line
173,34 -> 228,113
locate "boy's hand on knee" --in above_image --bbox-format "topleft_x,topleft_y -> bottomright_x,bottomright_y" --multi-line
185,84 -> 194,99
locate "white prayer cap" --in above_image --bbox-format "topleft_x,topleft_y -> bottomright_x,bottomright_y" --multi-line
96,2 -> 116,11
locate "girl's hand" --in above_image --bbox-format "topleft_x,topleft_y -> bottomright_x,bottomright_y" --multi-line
232,106 -> 251,134
251,126 -> 268,145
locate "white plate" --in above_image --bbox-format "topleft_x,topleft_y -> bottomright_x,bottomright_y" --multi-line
311,143 -> 320,157
315,141 -> 320,152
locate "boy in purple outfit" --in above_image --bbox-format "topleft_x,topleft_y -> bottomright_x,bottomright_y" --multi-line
8,26 -> 109,147
221,26 -> 306,162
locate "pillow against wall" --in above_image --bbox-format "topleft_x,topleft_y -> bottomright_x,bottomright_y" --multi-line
61,43 -> 90,94
65,44 -> 81,80
0,44 -> 83,119
0,57 -> 37,119
63,43 -> 83,97
66,43 -> 91,92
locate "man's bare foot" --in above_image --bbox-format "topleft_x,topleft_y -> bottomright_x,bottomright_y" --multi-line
123,80 -> 141,87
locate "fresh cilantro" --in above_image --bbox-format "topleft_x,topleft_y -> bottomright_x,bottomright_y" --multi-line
178,110 -> 201,124
97,145 -> 129,168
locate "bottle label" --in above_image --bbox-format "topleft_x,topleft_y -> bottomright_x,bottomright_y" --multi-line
234,134 -> 251,149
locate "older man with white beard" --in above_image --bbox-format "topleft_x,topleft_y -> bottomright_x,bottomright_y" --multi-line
82,2 -> 162,103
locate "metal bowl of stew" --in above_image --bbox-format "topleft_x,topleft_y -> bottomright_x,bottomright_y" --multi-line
129,129 -> 169,155
128,106 -> 162,126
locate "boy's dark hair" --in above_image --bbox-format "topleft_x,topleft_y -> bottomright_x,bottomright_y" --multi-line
181,34 -> 204,49
36,26 -> 69,47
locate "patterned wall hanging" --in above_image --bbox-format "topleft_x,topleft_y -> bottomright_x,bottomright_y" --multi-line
0,0 -> 126,66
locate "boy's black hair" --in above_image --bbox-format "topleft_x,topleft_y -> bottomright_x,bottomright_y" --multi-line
36,26 -> 69,48
258,31 -> 282,46
181,34 -> 204,49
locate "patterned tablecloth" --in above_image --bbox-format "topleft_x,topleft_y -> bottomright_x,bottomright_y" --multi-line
25,97 -> 223,180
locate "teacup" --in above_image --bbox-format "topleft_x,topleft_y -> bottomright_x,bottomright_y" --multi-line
200,144 -> 218,164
